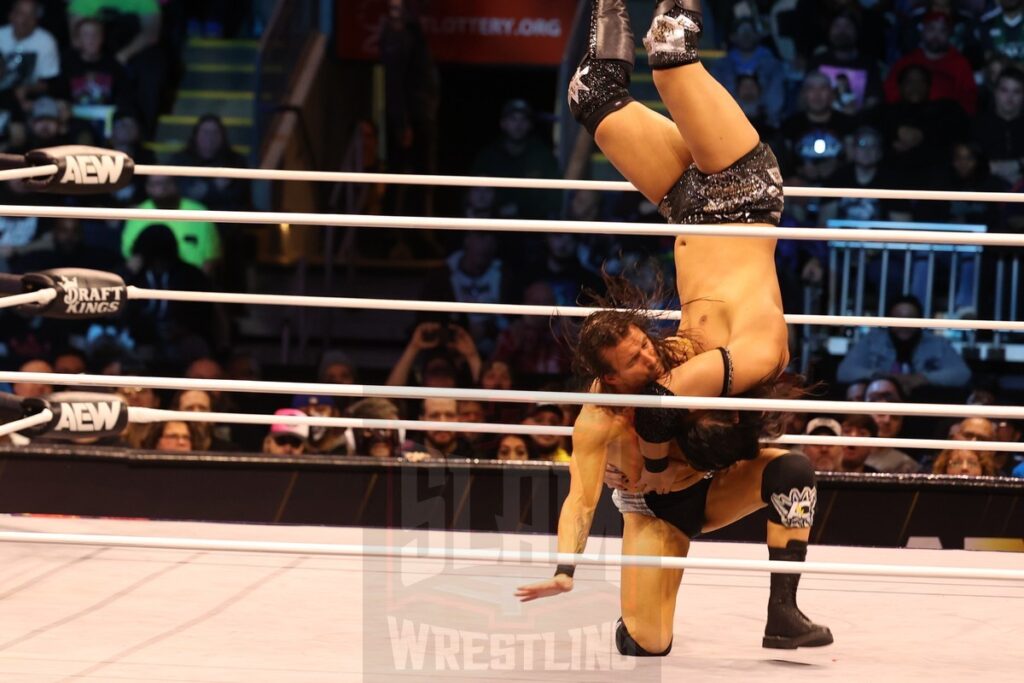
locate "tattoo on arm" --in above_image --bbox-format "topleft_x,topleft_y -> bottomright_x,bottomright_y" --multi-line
573,515 -> 589,554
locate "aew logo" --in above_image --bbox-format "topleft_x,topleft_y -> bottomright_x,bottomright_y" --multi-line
54,400 -> 123,433
57,274 -> 124,315
59,154 -> 125,186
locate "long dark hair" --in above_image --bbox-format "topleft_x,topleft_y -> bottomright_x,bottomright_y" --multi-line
571,272 -> 802,467
570,270 -> 692,396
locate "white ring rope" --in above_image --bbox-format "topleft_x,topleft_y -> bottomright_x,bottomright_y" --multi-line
123,286 -> 1024,333
131,164 -> 1024,204
0,409 -> 52,439
3,371 -> 1023,420
3,203 -> 1024,247
0,164 -> 59,183
130,407 -> 1021,453
1,530 -> 1021,581
0,288 -> 56,310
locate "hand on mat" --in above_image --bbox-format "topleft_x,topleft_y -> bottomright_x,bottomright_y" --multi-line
515,575 -> 573,602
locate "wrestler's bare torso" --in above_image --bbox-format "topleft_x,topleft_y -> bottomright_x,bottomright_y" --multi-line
674,233 -> 786,353
575,403 -> 705,494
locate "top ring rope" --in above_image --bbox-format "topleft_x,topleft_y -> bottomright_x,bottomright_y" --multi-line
123,286 -> 1024,333
1,203 -> 1024,247
129,164 -> 1024,204
3,371 -> 1023,420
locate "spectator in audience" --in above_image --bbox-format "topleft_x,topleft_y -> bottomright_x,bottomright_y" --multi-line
60,16 -> 126,107
863,376 -> 922,473
262,408 -> 308,456
837,296 -> 972,391
819,126 -> 895,222
457,399 -> 491,457
808,12 -> 884,113
106,108 -> 154,210
67,0 -> 163,132
11,358 -> 52,397
122,224 -> 216,362
12,217 -> 121,273
292,394 -> 346,455
0,0 -> 60,116
523,403 -> 570,463
173,388 -> 237,451
780,71 -> 856,176
981,0 -> 1024,63
52,348 -> 86,376
421,232 -> 510,353
403,397 -> 472,459
970,67 -> 1024,187
144,420 -> 194,452
386,321 -> 481,387
879,64 -> 967,185
471,98 -> 560,220
121,175 -> 221,276
346,398 -> 402,458
845,378 -> 870,402
19,95 -> 69,150
711,18 -> 784,127
172,114 -> 250,211
949,416 -> 996,442
803,417 -> 844,472
932,448 -> 997,476
928,142 -> 1009,230
885,11 -> 977,115
115,384 -> 157,448
494,434 -> 536,461
317,349 -> 357,412
492,282 -> 571,377
840,414 -> 880,473
995,418 -> 1022,476
517,234 -> 603,308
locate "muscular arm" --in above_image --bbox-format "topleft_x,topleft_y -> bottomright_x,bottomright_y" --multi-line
557,410 -> 612,557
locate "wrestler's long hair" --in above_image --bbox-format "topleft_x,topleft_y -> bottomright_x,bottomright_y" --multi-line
570,269 -> 691,397
570,270 -> 803,467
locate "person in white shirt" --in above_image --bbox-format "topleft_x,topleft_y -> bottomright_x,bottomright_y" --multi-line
0,0 -> 60,113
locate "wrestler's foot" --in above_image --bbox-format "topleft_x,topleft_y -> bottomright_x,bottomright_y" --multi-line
644,0 -> 703,69
762,604 -> 834,649
569,0 -> 636,134
762,540 -> 833,650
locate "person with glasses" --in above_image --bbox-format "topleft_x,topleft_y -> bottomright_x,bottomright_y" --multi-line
262,409 -> 309,456
144,421 -> 194,453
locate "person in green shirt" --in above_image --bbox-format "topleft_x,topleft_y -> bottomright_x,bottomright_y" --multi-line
121,174 -> 221,275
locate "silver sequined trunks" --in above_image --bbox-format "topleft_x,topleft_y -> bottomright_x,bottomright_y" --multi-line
658,142 -> 784,226
611,472 -> 715,539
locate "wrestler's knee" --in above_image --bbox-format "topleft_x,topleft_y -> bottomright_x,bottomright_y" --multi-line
615,617 -> 673,657
760,452 -> 816,528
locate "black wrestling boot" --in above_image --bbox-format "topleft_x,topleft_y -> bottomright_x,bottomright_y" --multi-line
568,0 -> 636,135
644,0 -> 704,69
762,541 -> 834,649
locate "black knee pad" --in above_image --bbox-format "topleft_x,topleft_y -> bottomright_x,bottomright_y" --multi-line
615,617 -> 672,657
761,453 -> 817,529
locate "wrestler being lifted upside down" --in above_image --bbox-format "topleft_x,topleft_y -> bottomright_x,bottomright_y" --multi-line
515,0 -> 833,655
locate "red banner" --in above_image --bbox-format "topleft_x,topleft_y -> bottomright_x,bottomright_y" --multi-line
336,0 -> 578,65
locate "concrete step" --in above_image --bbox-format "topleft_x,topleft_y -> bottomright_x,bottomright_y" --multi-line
174,90 -> 254,118
156,114 -> 254,148
183,38 -> 259,65
181,67 -> 257,91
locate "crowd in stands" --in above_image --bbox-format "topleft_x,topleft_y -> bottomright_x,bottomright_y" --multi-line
1,1 -> 1023,479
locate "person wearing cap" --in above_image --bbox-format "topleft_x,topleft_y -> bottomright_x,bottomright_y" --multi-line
803,417 -> 843,472
884,11 -> 976,115
524,403 -> 570,462
21,95 -> 69,151
346,398 -> 402,458
470,98 -> 560,220
263,408 -> 309,456
292,394 -> 346,455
